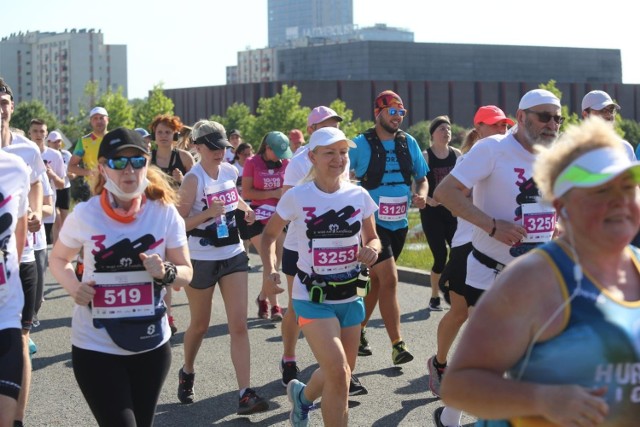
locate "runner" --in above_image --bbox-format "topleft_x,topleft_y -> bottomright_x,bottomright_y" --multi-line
241,131 -> 292,321
0,146 -> 30,427
48,127 -> 193,427
176,120 -> 269,415
260,127 -> 381,426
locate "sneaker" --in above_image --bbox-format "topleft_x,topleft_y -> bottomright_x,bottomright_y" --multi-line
427,355 -> 447,397
348,374 -> 368,396
256,296 -> 269,320
358,328 -> 372,356
237,388 -> 269,415
29,338 -> 37,356
392,340 -> 414,365
177,368 -> 195,404
280,359 -> 300,387
287,379 -> 311,427
271,305 -> 284,322
168,316 -> 178,336
433,406 -> 446,427
429,297 -> 443,311
32,315 -> 40,328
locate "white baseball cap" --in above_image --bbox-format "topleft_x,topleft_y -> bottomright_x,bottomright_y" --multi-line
47,131 -> 63,142
307,127 -> 355,151
90,106 -> 108,118
581,90 -> 620,111
518,89 -> 561,110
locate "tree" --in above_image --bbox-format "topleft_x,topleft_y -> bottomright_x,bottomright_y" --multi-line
619,118 -> 640,148
539,80 -> 580,129
97,86 -> 134,130
10,100 -> 60,134
133,83 -> 174,130
251,85 -> 309,145
327,99 -> 373,140
211,103 -> 257,144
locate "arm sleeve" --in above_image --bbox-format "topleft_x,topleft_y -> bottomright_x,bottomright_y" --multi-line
408,135 -> 429,178
275,188 -> 297,222
72,139 -> 84,157
57,208 -> 84,249
242,156 -> 254,179
165,205 -> 188,249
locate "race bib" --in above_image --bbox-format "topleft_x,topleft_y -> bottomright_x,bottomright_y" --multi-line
254,204 -> 276,221
312,236 -> 359,275
92,271 -> 155,319
205,181 -> 239,213
521,203 -> 556,243
378,196 -> 408,222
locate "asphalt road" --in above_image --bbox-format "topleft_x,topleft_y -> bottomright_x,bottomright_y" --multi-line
26,251 -> 477,426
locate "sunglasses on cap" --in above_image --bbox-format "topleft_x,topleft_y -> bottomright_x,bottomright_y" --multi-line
106,156 -> 147,170
387,107 -> 407,117
524,109 -> 565,124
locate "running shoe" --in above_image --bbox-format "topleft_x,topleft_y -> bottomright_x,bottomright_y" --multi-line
427,355 -> 447,397
392,340 -> 414,365
433,406 -> 446,427
29,338 -> 37,356
358,328 -> 372,356
287,379 -> 311,427
256,296 -> 270,319
168,316 -> 178,336
348,374 -> 368,396
237,388 -> 269,415
177,368 -> 195,404
271,305 -> 284,322
32,315 -> 40,328
280,359 -> 300,387
429,297 -> 443,311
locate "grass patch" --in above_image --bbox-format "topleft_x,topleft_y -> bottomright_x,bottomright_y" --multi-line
396,209 -> 433,270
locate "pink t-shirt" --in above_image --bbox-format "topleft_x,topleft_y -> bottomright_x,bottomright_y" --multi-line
243,155 -> 289,223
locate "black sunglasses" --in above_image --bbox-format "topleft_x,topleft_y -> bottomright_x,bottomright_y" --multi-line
524,109 -> 565,124
106,156 -> 147,170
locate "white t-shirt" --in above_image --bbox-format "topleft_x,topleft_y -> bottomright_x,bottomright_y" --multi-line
4,134 -> 47,263
450,155 -> 473,248
33,175 -> 53,251
282,146 -> 351,251
277,180 -> 377,303
224,147 -> 235,163
451,133 -> 549,290
58,196 -> 187,355
621,139 -> 636,162
0,151 -> 30,331
42,146 -> 65,193
184,162 -> 244,261
60,149 -> 72,188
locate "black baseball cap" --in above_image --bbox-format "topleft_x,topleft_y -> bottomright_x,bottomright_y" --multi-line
193,131 -> 232,150
227,129 -> 241,138
98,127 -> 150,159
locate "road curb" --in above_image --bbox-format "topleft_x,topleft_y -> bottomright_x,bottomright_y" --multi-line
398,265 -> 429,286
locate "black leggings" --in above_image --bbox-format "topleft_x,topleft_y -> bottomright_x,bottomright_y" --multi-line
72,342 -> 171,427
0,328 -> 23,400
420,205 -> 457,274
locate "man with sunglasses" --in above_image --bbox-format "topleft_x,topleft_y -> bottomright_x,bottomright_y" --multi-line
431,88 -> 561,427
581,90 -> 636,162
68,106 -> 110,195
349,90 -> 429,365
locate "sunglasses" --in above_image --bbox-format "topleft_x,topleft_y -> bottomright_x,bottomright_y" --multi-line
387,107 -> 407,117
524,109 -> 565,125
106,156 -> 147,170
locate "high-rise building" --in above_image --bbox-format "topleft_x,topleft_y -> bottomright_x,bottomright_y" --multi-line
0,29 -> 127,120
268,0 -> 354,48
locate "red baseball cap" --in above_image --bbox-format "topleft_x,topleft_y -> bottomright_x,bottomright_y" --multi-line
473,105 -> 514,126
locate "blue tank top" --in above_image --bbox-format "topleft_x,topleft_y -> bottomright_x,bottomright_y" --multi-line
477,240 -> 640,427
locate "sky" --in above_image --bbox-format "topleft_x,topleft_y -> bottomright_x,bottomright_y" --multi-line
2,0 -> 638,100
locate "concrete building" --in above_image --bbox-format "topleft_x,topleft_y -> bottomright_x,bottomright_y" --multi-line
0,29 -> 127,120
268,0 -> 354,48
166,41 -> 631,130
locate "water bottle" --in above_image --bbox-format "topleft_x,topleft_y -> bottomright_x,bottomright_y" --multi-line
356,264 -> 370,297
216,214 -> 229,238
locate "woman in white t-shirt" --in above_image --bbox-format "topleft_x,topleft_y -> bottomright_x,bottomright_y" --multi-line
0,150 -> 30,426
176,121 -> 269,416
49,128 -> 193,427
260,127 -> 381,426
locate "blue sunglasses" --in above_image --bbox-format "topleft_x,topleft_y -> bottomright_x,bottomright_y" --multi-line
106,156 -> 147,170
388,107 -> 407,117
